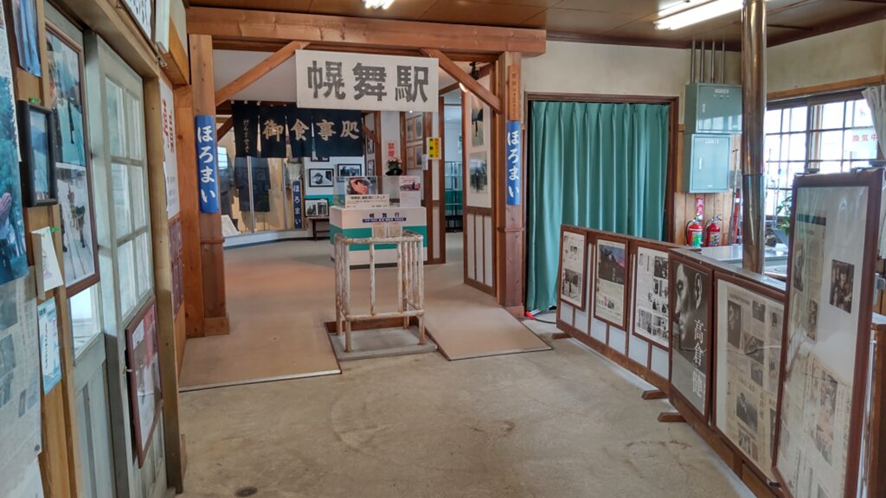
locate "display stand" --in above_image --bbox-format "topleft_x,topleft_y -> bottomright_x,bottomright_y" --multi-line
333,232 -> 425,353
555,225 -> 678,393
329,206 -> 427,267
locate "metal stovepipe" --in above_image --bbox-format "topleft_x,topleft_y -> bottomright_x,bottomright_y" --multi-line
741,0 -> 767,273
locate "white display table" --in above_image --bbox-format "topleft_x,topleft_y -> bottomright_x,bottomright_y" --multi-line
329,206 -> 427,267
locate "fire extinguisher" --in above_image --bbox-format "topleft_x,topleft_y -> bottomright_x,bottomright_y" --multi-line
704,215 -> 723,247
686,217 -> 704,248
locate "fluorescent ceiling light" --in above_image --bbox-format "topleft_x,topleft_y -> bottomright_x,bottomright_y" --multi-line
654,0 -> 742,30
364,0 -> 395,9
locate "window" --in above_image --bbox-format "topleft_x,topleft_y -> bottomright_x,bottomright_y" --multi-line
765,94 -> 880,218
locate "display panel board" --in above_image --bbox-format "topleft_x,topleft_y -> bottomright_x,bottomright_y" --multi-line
715,276 -> 784,481
774,170 -> 882,498
559,228 -> 588,310
632,245 -> 670,349
670,255 -> 713,419
594,238 -> 628,328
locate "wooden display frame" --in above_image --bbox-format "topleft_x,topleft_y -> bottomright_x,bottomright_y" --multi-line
124,297 -> 164,467
711,270 -> 786,491
630,239 -> 678,351
668,251 -> 714,424
557,225 -> 590,312
592,234 -> 631,330
17,101 -> 57,207
773,169 -> 883,498
556,226 -> 669,393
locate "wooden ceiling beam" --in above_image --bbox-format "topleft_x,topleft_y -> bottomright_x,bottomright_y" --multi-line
421,48 -> 501,113
217,116 -> 234,140
211,38 -> 502,62
215,40 -> 308,107
187,7 -> 546,55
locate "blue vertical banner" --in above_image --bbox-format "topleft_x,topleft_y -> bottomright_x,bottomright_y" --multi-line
195,115 -> 220,213
292,179 -> 303,230
505,120 -> 521,206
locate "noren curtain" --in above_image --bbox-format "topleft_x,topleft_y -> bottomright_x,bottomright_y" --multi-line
526,101 -> 670,312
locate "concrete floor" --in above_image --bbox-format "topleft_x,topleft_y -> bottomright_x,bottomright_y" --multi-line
179,325 -> 753,498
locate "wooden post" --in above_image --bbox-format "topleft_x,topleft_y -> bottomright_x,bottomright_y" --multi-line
869,321 -> 886,498
496,52 -> 525,315
143,76 -> 184,492
189,34 -> 229,336
174,86 -> 207,338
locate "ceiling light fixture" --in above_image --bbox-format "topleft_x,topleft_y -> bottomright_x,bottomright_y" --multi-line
654,0 -> 742,30
364,0 -> 395,9
459,62 -> 480,93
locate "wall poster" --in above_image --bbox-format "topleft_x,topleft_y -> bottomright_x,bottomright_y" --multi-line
715,278 -> 783,480
670,257 -> 712,418
594,239 -> 627,327
37,298 -> 61,394
559,229 -> 587,310
0,271 -> 42,497
464,75 -> 492,209
125,298 -> 162,466
632,246 -> 669,348
0,1 -> 27,288
774,175 -> 879,498
159,78 -> 179,218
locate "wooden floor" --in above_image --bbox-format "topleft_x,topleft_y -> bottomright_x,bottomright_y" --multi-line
179,232 -> 548,390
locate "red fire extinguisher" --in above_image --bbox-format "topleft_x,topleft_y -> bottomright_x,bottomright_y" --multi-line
686,217 -> 704,248
704,215 -> 723,247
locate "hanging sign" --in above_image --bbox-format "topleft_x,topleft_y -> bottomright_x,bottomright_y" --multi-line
284,105 -> 314,158
426,137 -> 441,160
296,50 -> 438,112
232,101 -> 259,157
122,0 -> 153,42
505,120 -> 521,206
160,80 -> 179,218
292,180 -> 304,230
194,115 -> 219,213
311,109 -> 364,157
259,105 -> 287,158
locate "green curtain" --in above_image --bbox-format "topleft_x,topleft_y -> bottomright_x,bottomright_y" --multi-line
526,101 -> 670,312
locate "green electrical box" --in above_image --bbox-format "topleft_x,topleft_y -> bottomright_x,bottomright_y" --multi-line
682,134 -> 731,193
685,83 -> 742,134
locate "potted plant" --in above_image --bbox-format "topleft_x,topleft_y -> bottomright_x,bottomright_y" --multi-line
386,157 -> 403,176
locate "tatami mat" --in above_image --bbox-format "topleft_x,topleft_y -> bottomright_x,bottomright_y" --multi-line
179,232 -> 548,389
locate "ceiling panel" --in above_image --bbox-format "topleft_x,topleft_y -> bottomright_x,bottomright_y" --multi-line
449,0 -> 566,8
308,0 -> 438,18
554,0 -> 665,16
522,8 -> 640,33
420,0 -> 545,25
193,0 -> 313,11
767,0 -> 885,28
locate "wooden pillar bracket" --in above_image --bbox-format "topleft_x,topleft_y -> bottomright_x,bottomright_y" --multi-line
215,40 -> 309,107
420,48 -> 501,113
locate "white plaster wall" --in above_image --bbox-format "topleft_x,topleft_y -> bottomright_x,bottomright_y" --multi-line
767,21 -> 886,95
523,40 -> 741,123
214,49 -> 298,102
380,111 -> 401,161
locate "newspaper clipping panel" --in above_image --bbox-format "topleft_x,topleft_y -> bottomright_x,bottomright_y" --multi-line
595,239 -> 627,326
715,279 -> 783,479
634,247 -> 670,348
776,185 -> 868,498
559,231 -> 586,309
671,260 -> 711,416
0,273 -> 42,497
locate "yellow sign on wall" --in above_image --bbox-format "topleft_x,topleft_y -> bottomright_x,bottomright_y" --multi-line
427,137 -> 441,160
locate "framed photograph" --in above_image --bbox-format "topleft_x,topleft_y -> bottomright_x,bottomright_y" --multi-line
413,145 -> 424,169
714,274 -> 784,482
11,0 -> 41,77
669,254 -> 713,421
559,228 -> 588,310
631,243 -> 670,349
17,101 -> 57,206
308,168 -> 334,188
345,176 -> 378,196
406,118 -> 414,142
336,163 -> 362,181
305,198 -> 329,218
406,146 -> 414,170
125,298 -> 162,467
414,116 -> 423,141
773,170 -> 882,498
594,237 -> 629,329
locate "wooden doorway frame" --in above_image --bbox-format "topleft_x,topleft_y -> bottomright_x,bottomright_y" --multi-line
185,8 -> 545,315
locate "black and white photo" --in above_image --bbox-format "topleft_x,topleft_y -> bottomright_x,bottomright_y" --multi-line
828,260 -> 853,314
305,198 -> 329,218
559,230 -> 586,309
309,168 -> 334,188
